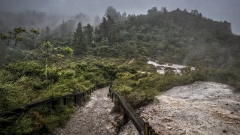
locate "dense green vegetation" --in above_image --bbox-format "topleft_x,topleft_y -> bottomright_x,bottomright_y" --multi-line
0,57 -> 120,111
112,60 -> 240,108
0,56 -> 121,134
0,6 -> 240,134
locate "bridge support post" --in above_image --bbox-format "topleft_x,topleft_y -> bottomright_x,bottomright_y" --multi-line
149,129 -> 155,135
144,122 -> 149,135
147,126 -> 152,135
123,112 -> 129,124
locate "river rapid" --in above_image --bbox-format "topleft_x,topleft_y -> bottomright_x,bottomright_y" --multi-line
147,60 -> 195,75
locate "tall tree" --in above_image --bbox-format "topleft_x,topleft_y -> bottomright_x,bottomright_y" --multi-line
72,22 -> 86,55
121,12 -> 127,21
25,28 -> 40,50
45,26 -> 50,36
83,24 -> 93,45
99,17 -> 108,38
61,20 -> 67,37
98,15 -> 116,46
106,15 -> 116,46
148,7 -> 158,15
45,26 -> 50,40
105,6 -> 121,22
0,27 -> 26,48
93,15 -> 101,26
161,7 -> 168,13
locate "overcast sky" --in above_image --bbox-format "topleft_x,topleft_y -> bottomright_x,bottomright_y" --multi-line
0,0 -> 240,35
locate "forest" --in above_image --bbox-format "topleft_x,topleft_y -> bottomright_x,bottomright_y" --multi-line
0,6 -> 240,134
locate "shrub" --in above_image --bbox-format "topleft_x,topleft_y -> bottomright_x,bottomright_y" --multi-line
5,61 -> 44,76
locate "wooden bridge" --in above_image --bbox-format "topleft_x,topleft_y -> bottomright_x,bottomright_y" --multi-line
1,82 -> 157,135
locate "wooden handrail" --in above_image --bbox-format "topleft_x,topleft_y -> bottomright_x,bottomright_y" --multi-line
109,86 -> 157,135
1,82 -> 157,134
0,82 -> 111,116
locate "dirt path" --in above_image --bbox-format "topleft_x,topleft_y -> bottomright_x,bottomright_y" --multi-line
54,87 -> 116,135
120,81 -> 240,135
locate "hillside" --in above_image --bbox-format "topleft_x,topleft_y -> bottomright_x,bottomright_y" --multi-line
0,6 -> 240,135
89,7 -> 240,68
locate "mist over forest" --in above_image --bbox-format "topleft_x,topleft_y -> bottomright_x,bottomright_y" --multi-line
0,1 -> 240,135
1,6 -> 239,67
0,10 -> 91,34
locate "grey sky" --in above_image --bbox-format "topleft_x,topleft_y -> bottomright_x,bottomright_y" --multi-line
0,0 -> 240,34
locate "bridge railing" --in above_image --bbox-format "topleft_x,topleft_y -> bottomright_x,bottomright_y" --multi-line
109,86 -> 158,135
0,82 -> 111,116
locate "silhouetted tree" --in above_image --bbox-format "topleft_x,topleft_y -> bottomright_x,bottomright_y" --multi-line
45,26 -> 50,40
105,6 -> 121,22
72,22 -> 86,55
161,7 -> 167,13
45,26 -> 50,35
83,24 -> 93,45
94,15 -> 101,26
99,17 -> 108,38
0,27 -> 26,48
148,7 -> 158,15
61,20 -> 67,37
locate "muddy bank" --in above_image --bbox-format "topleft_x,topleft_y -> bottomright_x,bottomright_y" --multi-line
119,81 -> 240,135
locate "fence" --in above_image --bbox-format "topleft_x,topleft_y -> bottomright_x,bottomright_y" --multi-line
0,82 -> 111,116
109,86 -> 158,135
1,82 -> 158,134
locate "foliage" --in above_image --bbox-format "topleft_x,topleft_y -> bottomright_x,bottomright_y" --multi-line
113,70 -> 191,107
1,6 -> 240,135
0,56 -> 123,134
0,27 -> 40,49
72,22 -> 86,55
0,55 -> 124,134
44,41 -> 52,48
0,100 -> 75,135
112,59 -> 240,108
61,46 -> 74,54
5,61 -> 44,77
